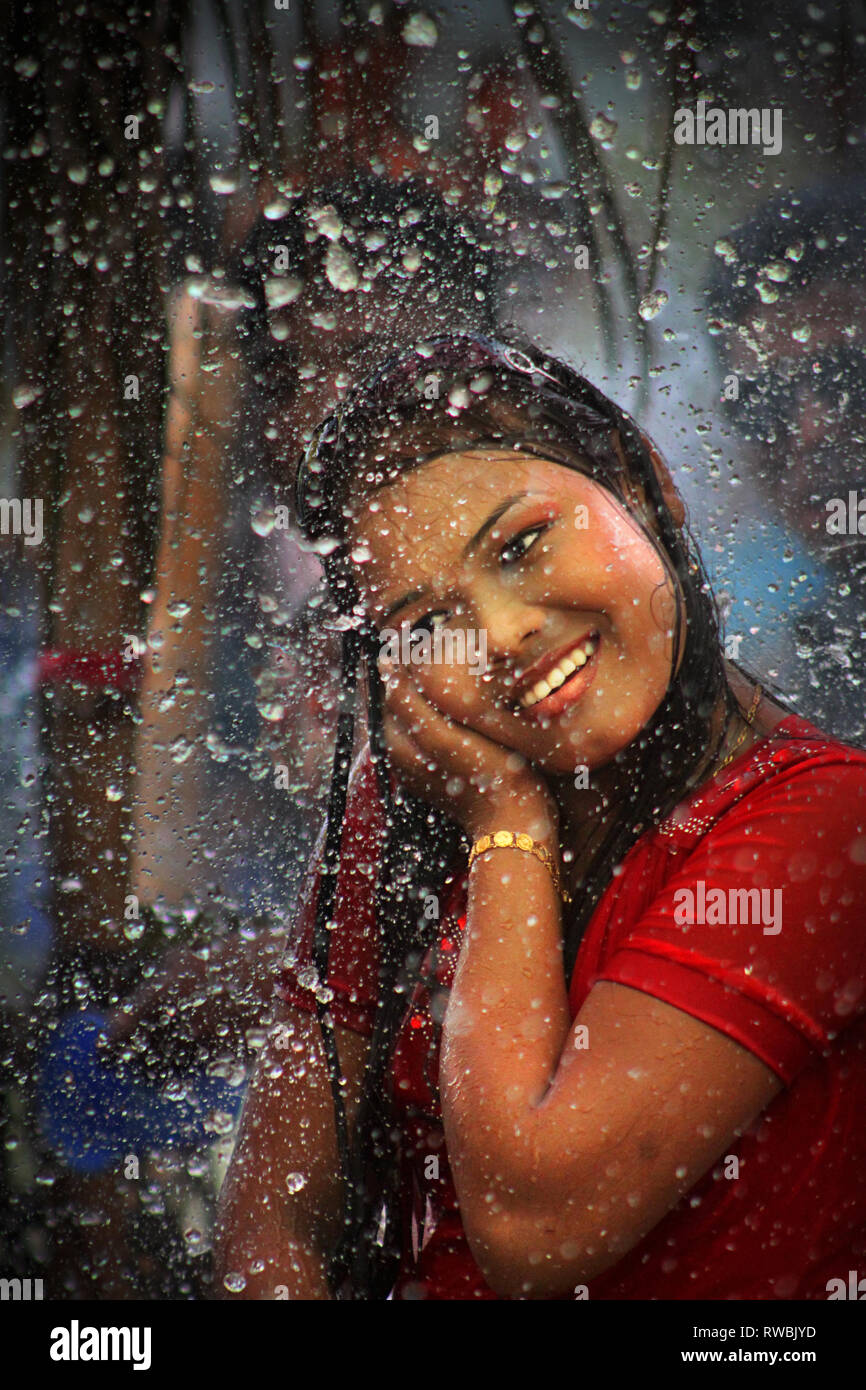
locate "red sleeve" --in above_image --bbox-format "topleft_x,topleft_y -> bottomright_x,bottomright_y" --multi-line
275,746 -> 384,1037
595,758 -> 866,1084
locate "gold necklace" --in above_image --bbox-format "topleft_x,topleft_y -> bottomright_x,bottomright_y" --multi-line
717,684 -> 762,772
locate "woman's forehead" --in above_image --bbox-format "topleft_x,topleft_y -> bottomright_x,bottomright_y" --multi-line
349,448 -> 586,532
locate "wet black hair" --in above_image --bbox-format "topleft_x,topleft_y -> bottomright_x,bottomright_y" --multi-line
295,330 -> 740,1299
226,172 -> 506,484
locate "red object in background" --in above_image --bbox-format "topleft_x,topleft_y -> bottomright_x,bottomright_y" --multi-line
37,647 -> 142,694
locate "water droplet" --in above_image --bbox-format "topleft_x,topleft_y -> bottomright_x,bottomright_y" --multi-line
257,700 -> 286,723
223,1272 -> 247,1294
12,383 -> 43,410
105,785 -> 122,803
170,736 -> 194,765
403,13 -> 438,47
309,205 -> 343,241
324,243 -> 359,292
590,113 -> 617,145
713,238 -> 738,265
205,1109 -> 235,1136
189,79 -> 215,95
308,536 -> 340,557
285,1171 -> 308,1194
209,173 -> 238,196
638,289 -> 668,321
264,276 -> 302,310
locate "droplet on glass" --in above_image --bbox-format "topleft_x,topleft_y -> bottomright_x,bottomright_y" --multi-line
638,290 -> 668,322
713,238 -> 738,265
264,276 -> 302,310
324,243 -> 359,292
209,173 -> 238,196
251,508 -> 276,537
402,13 -> 438,47
13,383 -> 43,410
589,113 -> 617,145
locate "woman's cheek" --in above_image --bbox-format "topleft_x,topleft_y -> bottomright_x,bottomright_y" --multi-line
411,662 -> 474,717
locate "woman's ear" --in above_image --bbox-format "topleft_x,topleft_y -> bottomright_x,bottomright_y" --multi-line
612,428 -> 686,529
645,439 -> 686,528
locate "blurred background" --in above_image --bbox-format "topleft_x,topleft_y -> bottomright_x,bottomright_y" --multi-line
1,0 -> 864,1299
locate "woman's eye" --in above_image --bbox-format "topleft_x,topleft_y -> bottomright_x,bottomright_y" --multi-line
499,524 -> 549,566
410,610 -> 449,636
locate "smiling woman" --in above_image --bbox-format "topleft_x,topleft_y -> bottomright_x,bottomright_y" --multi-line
216,333 -> 866,1302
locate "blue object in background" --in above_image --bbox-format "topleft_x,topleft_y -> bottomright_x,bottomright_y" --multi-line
38,1011 -> 245,1174
702,514 -> 828,652
0,552 -> 53,1007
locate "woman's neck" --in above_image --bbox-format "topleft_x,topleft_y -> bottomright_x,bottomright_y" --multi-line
549,668 -> 772,889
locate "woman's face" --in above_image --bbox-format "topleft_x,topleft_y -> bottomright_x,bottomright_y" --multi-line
349,448 -> 680,777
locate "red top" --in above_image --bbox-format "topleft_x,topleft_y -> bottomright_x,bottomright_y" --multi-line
277,716 -> 866,1300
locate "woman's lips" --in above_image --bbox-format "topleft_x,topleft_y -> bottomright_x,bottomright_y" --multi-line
515,635 -> 601,721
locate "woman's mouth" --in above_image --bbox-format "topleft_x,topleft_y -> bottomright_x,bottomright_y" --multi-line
512,632 -> 600,719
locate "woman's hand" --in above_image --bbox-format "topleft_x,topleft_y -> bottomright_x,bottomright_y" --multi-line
380,658 -> 557,840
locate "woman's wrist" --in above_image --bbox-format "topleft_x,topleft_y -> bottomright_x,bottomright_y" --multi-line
465,783 -> 559,847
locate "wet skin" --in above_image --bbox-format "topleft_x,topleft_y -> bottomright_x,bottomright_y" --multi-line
349,447 -> 683,838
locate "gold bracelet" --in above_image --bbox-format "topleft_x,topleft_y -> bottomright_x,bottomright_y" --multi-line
468,830 -> 572,905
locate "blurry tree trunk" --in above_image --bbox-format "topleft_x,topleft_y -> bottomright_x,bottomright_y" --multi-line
130,290 -> 240,907
5,2 -> 175,953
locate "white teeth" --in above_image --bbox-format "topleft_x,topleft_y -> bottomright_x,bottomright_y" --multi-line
519,637 -> 598,708
546,665 -> 567,691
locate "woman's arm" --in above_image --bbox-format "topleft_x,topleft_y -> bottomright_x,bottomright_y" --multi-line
378,664 -> 782,1298
440,813 -> 781,1299
215,1010 -> 369,1299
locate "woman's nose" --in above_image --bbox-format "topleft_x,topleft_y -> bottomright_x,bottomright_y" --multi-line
473,594 -> 546,669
